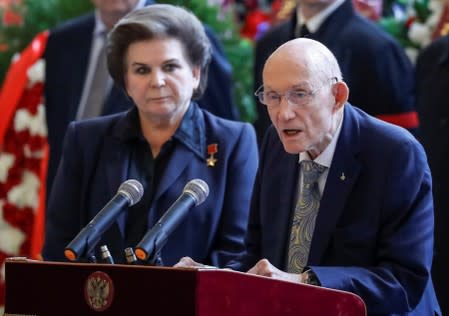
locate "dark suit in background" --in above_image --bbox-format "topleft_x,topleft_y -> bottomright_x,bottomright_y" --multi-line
415,34 -> 449,315
253,0 -> 417,144
44,8 -> 238,195
228,104 -> 440,315
42,104 -> 257,266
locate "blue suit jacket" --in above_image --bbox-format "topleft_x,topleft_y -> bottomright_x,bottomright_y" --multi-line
42,105 -> 258,267
44,7 -> 238,197
253,0 -> 416,144
229,105 -> 440,315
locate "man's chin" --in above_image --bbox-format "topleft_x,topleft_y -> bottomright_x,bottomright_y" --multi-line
282,143 -> 303,155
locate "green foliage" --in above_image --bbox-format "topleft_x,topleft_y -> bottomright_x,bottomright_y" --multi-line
163,0 -> 256,122
378,17 -> 418,48
0,0 -> 256,122
413,0 -> 432,22
0,0 -> 93,82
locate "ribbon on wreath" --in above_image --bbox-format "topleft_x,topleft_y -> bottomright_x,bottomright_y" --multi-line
0,30 -> 49,308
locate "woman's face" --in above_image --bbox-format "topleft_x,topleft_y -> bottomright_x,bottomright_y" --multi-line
124,37 -> 200,124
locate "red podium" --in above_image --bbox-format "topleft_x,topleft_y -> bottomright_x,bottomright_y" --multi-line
4,257 -> 366,316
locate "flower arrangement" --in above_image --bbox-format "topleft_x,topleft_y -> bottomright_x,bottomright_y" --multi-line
0,31 -> 48,311
379,0 -> 448,62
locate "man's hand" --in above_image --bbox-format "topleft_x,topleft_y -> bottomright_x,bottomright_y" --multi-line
247,259 -> 305,283
174,256 -> 213,269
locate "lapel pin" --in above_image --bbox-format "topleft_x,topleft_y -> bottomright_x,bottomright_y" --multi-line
340,172 -> 346,181
207,143 -> 218,167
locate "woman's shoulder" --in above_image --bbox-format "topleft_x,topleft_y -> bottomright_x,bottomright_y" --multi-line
66,111 -> 129,145
200,109 -> 255,135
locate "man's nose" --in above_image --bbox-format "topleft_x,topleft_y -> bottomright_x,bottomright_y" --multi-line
277,96 -> 295,120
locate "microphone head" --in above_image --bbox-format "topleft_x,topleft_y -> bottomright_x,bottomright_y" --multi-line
184,179 -> 209,206
118,179 -> 144,206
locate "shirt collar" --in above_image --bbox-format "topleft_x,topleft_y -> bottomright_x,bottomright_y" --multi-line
93,11 -> 107,37
121,103 -> 205,159
299,109 -> 344,168
297,0 -> 345,33
172,102 -> 205,158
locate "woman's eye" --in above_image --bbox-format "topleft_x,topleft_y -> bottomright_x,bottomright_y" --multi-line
164,64 -> 178,72
135,66 -> 150,74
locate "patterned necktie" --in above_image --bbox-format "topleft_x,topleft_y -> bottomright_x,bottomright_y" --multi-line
79,32 -> 110,119
287,160 -> 326,273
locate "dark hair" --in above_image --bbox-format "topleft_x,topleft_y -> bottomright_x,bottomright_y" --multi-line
107,4 -> 212,99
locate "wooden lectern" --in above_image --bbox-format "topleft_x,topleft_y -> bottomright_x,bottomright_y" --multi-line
4,257 -> 366,316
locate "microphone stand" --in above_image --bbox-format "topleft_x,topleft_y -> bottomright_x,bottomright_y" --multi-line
147,250 -> 164,266
73,234 -> 102,263
140,228 -> 167,266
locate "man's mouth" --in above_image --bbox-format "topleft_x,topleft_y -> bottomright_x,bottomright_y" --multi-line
283,129 -> 301,136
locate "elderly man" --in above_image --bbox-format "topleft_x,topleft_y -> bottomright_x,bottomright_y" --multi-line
177,38 -> 441,316
252,0 -> 417,145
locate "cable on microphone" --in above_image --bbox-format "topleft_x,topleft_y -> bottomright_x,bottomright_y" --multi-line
100,245 -> 114,264
124,247 -> 138,265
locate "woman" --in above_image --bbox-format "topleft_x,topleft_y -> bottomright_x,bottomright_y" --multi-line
42,4 -> 258,266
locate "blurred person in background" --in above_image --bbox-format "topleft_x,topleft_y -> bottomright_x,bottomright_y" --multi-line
415,33 -> 449,315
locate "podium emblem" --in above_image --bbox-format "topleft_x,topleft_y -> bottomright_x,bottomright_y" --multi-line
84,271 -> 115,312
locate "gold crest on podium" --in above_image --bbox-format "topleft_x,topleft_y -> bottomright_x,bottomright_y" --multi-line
84,271 -> 115,312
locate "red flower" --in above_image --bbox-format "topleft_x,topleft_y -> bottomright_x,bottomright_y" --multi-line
405,16 -> 416,29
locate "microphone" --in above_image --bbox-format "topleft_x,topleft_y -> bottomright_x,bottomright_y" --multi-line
64,179 -> 144,261
134,179 -> 209,262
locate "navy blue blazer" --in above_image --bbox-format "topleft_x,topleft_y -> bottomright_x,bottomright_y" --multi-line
44,8 -> 238,197
253,0 -> 416,144
42,104 -> 258,267
228,104 -> 440,315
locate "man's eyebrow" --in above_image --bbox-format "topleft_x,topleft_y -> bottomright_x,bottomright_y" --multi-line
264,83 -> 311,91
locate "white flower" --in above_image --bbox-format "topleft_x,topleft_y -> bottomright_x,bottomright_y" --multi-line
408,21 -> 432,47
0,153 -> 15,183
0,201 -> 26,255
27,59 -> 45,87
14,104 -> 47,137
7,170 -> 40,210
429,0 -> 444,27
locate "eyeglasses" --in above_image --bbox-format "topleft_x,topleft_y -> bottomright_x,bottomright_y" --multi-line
255,78 -> 338,109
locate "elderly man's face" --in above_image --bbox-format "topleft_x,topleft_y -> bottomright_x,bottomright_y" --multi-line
262,49 -> 339,157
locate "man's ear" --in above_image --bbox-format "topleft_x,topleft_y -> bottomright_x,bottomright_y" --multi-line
333,80 -> 349,111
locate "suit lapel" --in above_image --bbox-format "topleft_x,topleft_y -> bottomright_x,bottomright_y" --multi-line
308,105 -> 362,265
274,152 -> 300,267
100,115 -> 133,236
150,104 -> 205,223
149,146 -> 195,224
260,130 -> 300,268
